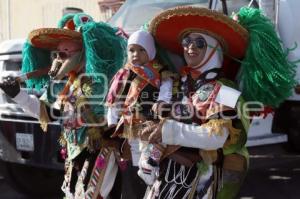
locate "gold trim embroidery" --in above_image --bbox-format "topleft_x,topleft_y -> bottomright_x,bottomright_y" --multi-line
29,28 -> 82,45
149,6 -> 248,41
39,101 -> 51,132
202,119 -> 240,146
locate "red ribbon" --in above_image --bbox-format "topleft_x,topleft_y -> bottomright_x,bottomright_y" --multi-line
260,106 -> 274,119
179,65 -> 201,79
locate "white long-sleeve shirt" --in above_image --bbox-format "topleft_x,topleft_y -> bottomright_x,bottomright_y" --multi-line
162,119 -> 229,150
161,84 -> 241,150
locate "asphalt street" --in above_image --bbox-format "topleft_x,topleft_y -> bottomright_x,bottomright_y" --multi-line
0,144 -> 299,199
238,144 -> 300,199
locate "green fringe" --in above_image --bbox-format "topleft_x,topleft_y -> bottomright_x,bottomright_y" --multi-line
81,21 -> 127,82
80,21 -> 127,116
237,7 -> 297,108
21,42 -> 51,90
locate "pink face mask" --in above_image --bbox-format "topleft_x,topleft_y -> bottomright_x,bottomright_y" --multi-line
48,40 -> 83,80
52,40 -> 82,60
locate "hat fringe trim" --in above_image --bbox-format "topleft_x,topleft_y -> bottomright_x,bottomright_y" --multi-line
149,6 -> 248,42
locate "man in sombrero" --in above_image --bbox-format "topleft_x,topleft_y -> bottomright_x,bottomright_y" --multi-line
140,6 -> 296,199
0,13 -> 127,198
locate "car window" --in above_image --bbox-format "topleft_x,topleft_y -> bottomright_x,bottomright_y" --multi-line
3,60 -> 21,71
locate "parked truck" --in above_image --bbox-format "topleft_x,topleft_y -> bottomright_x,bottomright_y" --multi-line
0,39 -> 64,196
0,0 -> 299,196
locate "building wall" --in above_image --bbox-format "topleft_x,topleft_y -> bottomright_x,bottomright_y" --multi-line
0,0 -> 107,42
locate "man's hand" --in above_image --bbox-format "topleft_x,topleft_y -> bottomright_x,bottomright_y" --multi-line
139,119 -> 166,143
139,121 -> 157,141
148,120 -> 165,144
0,76 -> 20,98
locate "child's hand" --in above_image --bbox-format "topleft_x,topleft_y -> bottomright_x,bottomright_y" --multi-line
148,119 -> 165,144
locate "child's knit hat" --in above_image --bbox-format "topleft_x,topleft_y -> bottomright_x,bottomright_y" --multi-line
128,30 -> 156,60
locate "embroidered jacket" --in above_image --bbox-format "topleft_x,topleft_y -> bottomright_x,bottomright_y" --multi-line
106,60 -> 175,139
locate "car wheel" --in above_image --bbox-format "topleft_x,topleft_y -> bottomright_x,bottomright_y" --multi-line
4,162 -> 64,197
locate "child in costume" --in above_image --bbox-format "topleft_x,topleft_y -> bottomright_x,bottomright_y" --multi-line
139,6 -> 296,199
0,13 -> 127,199
106,29 -> 175,195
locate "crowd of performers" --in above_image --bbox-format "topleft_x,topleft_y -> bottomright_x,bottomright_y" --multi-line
0,5 -> 297,199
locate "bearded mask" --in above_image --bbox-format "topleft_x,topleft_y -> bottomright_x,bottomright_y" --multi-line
48,40 -> 84,80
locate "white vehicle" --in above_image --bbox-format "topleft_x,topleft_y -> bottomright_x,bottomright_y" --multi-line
274,0 -> 300,151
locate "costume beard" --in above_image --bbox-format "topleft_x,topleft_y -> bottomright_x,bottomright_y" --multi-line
48,51 -> 84,80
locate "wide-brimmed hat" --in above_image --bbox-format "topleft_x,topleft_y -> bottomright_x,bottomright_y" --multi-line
28,28 -> 82,50
149,6 -> 248,59
149,6 -> 297,109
